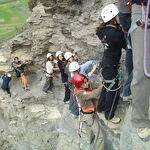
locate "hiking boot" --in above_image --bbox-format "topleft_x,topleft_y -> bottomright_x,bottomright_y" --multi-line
25,87 -> 30,92
109,116 -> 121,124
136,128 -> 150,139
64,101 -> 69,104
48,90 -> 53,94
43,91 -> 48,95
123,95 -> 132,102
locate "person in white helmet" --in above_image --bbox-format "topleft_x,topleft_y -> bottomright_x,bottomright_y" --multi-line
69,61 -> 97,78
1,72 -> 12,97
96,4 -> 126,124
42,53 -> 59,94
64,52 -> 79,117
56,51 -> 70,103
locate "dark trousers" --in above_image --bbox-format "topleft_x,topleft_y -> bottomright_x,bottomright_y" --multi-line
2,87 -> 11,96
68,82 -> 79,116
42,77 -> 53,92
97,67 -> 120,120
64,84 -> 70,102
119,13 -> 133,97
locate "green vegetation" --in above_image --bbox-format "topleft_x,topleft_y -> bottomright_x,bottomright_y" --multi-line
0,0 -> 30,40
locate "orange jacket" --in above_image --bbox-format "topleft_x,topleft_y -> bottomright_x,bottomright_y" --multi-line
74,84 -> 103,113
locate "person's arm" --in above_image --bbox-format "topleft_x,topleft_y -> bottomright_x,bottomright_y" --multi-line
87,64 -> 97,78
53,67 -> 60,71
80,85 -> 103,101
80,60 -> 94,75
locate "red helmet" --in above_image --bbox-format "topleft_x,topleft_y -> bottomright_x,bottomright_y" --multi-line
71,74 -> 86,88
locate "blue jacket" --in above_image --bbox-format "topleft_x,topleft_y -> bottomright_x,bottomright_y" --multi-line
80,60 -> 94,78
1,75 -> 11,89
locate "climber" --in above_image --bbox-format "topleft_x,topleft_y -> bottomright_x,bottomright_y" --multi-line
117,0 -> 133,101
64,52 -> 79,117
130,0 -> 150,139
12,57 -> 30,91
69,61 -> 97,78
56,51 -> 70,104
72,74 -> 104,150
1,72 -> 11,97
96,4 -> 126,123
42,53 -> 59,94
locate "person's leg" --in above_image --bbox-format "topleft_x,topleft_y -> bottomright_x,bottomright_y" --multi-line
64,84 -> 70,102
119,13 -> 133,97
48,77 -> 53,91
104,83 -> 120,120
21,73 -> 28,90
6,88 -> 11,97
81,114 -> 95,144
131,4 -> 150,137
123,71 -> 133,97
92,118 -> 104,150
101,67 -> 120,120
97,87 -> 106,112
42,77 -> 50,92
71,93 -> 79,116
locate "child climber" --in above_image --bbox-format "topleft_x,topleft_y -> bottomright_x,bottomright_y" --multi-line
64,52 -> 79,117
56,51 -> 70,104
72,74 -> 104,150
42,53 -> 59,94
1,73 -> 11,97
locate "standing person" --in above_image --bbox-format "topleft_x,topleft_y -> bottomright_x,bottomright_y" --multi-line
42,53 -> 59,94
72,74 -> 104,150
118,0 -> 133,101
96,4 -> 126,123
130,0 -> 150,139
64,52 -> 79,117
56,51 -> 70,103
12,57 -> 29,91
1,73 -> 11,97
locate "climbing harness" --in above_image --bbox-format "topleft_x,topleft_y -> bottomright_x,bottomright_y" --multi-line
144,0 -> 150,77
99,66 -> 123,92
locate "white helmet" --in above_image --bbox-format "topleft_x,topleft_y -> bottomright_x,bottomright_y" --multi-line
47,53 -> 52,58
64,52 -> 73,60
7,73 -> 11,77
56,51 -> 63,58
69,61 -> 80,72
101,4 -> 119,23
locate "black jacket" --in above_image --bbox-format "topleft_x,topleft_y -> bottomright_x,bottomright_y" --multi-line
57,60 -> 68,83
97,26 -> 126,67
